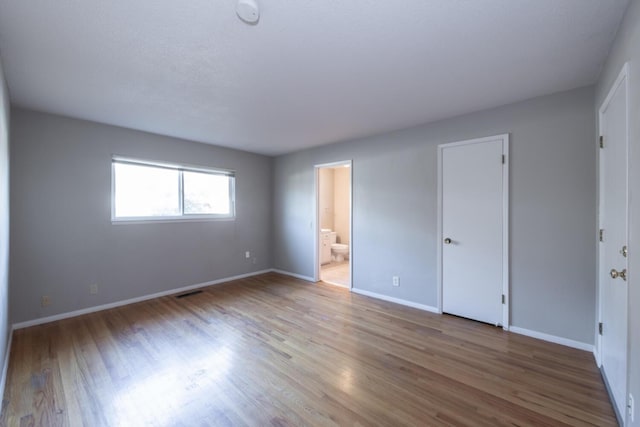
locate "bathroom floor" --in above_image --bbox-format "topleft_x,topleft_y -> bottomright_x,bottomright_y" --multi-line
321,261 -> 350,287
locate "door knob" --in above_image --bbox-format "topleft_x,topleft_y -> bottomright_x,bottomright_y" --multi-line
444,238 -> 452,244
610,268 -> 627,281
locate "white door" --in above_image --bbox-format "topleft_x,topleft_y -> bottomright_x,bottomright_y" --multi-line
440,135 -> 508,326
599,65 -> 628,419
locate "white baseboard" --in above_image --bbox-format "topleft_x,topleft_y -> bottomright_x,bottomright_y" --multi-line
0,326 -> 13,401
351,288 -> 440,313
13,269 -> 272,330
270,269 -> 315,282
509,326 -> 594,352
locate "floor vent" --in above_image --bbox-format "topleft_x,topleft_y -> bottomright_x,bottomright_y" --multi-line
175,290 -> 203,299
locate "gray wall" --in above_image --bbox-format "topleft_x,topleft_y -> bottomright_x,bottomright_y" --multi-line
10,109 -> 272,323
273,86 -> 596,345
0,55 -> 10,387
596,1 -> 640,424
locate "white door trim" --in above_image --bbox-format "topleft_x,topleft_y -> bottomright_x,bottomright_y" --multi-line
314,160 -> 353,290
437,134 -> 510,329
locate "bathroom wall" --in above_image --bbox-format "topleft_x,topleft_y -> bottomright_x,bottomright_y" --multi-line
319,168 -> 334,231
10,108 -> 272,323
273,85 -> 596,345
333,167 -> 350,245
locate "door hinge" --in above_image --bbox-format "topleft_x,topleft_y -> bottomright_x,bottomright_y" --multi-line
502,154 -> 505,164
599,229 -> 604,242
599,322 -> 603,335
501,294 -> 505,304
599,135 -> 604,148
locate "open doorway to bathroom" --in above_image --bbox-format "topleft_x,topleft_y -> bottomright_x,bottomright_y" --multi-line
315,161 -> 352,288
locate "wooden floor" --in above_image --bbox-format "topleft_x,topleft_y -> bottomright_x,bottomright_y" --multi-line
1,273 -> 616,426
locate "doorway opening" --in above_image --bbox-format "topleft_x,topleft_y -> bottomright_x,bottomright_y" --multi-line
315,161 -> 352,288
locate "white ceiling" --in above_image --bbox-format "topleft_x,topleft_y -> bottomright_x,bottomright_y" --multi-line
0,1 -> 629,156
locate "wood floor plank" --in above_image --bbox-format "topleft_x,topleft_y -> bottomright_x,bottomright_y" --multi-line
1,273 -> 616,426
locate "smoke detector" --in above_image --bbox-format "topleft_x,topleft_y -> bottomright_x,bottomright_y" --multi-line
237,0 -> 260,25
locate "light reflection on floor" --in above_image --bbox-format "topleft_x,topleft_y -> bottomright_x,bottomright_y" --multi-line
338,366 -> 354,393
112,346 -> 232,425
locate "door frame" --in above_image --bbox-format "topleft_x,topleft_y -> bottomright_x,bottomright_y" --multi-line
437,134 -> 510,329
596,63 -> 629,424
313,160 -> 353,289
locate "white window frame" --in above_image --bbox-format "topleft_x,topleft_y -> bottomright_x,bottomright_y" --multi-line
111,156 -> 236,223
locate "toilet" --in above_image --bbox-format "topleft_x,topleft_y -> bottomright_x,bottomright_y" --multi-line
331,243 -> 349,262
321,230 -> 350,262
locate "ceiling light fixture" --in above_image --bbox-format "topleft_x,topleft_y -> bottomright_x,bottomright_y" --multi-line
236,0 -> 260,25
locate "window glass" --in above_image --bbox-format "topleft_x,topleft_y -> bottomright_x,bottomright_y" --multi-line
112,158 -> 235,221
114,163 -> 180,217
183,171 -> 231,215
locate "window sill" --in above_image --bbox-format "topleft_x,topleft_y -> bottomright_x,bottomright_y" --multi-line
111,216 -> 235,225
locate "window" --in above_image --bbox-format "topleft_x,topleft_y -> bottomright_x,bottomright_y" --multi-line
112,157 -> 235,222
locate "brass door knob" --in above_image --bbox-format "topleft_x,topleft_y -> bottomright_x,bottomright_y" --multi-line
444,238 -> 452,244
610,268 -> 627,281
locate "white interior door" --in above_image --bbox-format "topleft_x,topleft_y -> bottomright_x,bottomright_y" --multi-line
599,65 -> 628,420
440,135 -> 508,326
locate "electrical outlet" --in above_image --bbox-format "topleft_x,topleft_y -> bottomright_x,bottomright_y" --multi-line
41,296 -> 51,307
392,276 -> 400,287
252,257 -> 257,265
629,394 -> 635,422
245,251 -> 251,259
89,283 -> 98,295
